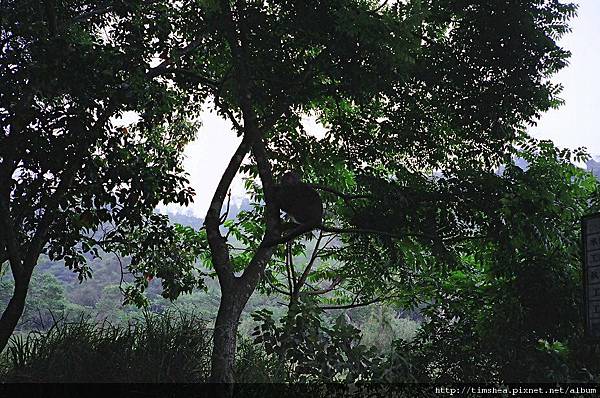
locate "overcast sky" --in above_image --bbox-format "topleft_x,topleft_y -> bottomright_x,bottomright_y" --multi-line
529,0 -> 600,155
161,0 -> 600,217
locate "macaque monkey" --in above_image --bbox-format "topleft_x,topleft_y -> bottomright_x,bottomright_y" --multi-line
265,171 -> 323,247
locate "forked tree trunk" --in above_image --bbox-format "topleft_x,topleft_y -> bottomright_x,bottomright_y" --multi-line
0,267 -> 32,352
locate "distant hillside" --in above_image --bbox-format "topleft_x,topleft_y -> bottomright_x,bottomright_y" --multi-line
496,155 -> 600,180
167,213 -> 204,229
166,197 -> 252,228
587,157 -> 600,179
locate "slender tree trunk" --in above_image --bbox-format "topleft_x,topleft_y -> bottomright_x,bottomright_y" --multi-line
0,268 -> 32,352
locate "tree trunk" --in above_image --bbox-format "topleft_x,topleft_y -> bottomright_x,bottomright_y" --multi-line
209,290 -> 244,384
0,269 -> 32,352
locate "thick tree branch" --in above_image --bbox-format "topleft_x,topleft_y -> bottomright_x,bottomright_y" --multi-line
0,198 -> 22,276
265,223 -> 430,248
0,247 -> 7,265
210,0 -> 281,292
200,2 -> 264,289
205,136 -> 254,285
240,138 -> 280,287
261,223 -> 319,248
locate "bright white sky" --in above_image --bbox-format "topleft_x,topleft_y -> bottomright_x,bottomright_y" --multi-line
529,0 -> 600,155
161,0 -> 600,217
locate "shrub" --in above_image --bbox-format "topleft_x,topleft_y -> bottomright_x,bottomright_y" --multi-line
1,311 -> 211,382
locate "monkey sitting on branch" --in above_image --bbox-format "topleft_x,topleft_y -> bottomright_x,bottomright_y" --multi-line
263,171 -> 323,247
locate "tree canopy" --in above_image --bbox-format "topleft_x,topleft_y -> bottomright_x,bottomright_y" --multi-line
0,0 -> 197,350
2,0 -> 595,385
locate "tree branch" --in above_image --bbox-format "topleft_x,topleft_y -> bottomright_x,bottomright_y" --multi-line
0,246 -> 7,265
285,244 -> 293,295
204,136 -> 254,285
309,184 -> 371,201
320,225 -> 431,241
72,5 -> 114,23
153,67 -> 220,88
211,0 -> 281,291
261,223 -> 320,248
304,276 -> 343,296
24,101 -> 118,269
320,295 -> 393,310
292,230 -> 324,300
264,275 -> 291,297
240,138 -> 280,287
219,191 -> 232,224
371,0 -> 390,14
0,198 -> 22,276
147,36 -> 208,79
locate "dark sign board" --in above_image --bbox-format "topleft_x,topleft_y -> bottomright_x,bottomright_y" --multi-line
583,213 -> 600,338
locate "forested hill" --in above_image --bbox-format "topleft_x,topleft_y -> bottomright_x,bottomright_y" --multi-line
164,196 -> 253,228
0,208 -> 418,347
1,212 -> 208,328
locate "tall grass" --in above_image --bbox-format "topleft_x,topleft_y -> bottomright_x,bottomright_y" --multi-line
1,311 -> 212,383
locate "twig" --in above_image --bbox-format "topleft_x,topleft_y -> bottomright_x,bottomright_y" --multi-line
293,230 -> 324,299
304,276 -> 343,296
285,243 -> 293,295
220,190 -> 232,224
288,243 -> 297,291
115,253 -> 126,295
264,275 -> 291,296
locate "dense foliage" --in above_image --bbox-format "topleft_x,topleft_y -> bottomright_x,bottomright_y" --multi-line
2,312 -> 212,382
0,0 -> 200,350
3,0 -> 598,385
394,143 -> 600,383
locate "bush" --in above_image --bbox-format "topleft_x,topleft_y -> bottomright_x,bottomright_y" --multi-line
250,299 -> 414,383
1,311 -> 212,382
